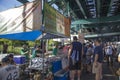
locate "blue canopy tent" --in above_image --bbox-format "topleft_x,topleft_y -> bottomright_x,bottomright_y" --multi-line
0,30 -> 41,41
0,30 -> 67,41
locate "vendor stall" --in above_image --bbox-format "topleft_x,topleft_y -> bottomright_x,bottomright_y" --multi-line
0,0 -> 71,80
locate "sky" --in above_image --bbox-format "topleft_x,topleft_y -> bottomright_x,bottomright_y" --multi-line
0,0 -> 34,12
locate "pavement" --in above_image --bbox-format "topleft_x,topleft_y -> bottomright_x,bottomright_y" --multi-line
80,61 -> 119,80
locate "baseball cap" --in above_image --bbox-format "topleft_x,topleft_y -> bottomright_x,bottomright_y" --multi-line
8,54 -> 14,58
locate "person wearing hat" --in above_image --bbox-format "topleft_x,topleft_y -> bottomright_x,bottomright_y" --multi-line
8,54 -> 15,65
1,56 -> 9,67
0,56 -> 19,80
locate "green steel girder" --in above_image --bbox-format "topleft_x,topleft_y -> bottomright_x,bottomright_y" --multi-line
75,0 -> 87,19
107,0 -> 114,16
96,0 -> 100,17
82,22 -> 120,28
62,1 -> 71,17
85,32 -> 120,38
72,15 -> 120,25
71,21 -> 120,34
63,0 -> 78,20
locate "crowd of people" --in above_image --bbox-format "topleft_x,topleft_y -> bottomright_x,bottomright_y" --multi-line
67,36 -> 120,80
0,36 -> 119,80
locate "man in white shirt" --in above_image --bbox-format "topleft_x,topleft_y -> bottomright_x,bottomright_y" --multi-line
0,56 -> 19,80
105,44 -> 113,66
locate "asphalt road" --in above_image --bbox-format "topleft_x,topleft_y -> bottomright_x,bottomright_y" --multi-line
80,62 -> 119,80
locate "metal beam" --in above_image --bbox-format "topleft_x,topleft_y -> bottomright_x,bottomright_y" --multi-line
72,15 -> 120,25
75,0 -> 87,19
71,28 -> 78,33
63,0 -> 78,20
80,22 -> 120,28
107,0 -> 114,16
96,0 -> 100,17
85,32 -> 120,38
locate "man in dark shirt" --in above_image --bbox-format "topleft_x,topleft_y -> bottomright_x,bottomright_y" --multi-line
93,39 -> 103,80
2,43 -> 8,54
68,36 -> 83,80
8,54 -> 15,65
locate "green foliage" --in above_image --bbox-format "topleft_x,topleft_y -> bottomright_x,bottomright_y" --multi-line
47,39 -> 60,51
7,46 -> 21,54
12,40 -> 27,47
0,39 -> 11,45
0,39 -> 61,54
48,39 -> 54,51
27,41 -> 35,47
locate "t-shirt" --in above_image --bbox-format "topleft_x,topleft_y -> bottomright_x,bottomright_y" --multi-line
70,41 -> 82,61
3,44 -> 8,53
52,48 -> 58,56
106,46 -> 113,55
86,47 -> 93,59
0,65 -> 19,80
94,46 -> 103,63
20,48 -> 29,60
32,50 -> 42,58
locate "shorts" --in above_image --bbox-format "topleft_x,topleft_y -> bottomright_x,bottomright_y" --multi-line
92,62 -> 102,74
69,58 -> 81,70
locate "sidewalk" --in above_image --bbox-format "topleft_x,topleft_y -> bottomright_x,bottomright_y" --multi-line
80,62 -> 118,80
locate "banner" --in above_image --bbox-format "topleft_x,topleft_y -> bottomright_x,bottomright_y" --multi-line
56,11 -> 65,35
0,1 -> 42,34
64,17 -> 71,37
44,3 -> 56,34
44,3 -> 71,37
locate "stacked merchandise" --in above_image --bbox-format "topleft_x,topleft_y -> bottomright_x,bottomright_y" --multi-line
28,56 -> 69,80
28,57 -> 53,80
29,58 -> 48,70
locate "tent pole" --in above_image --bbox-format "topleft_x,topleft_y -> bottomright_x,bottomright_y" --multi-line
41,38 -> 45,80
41,0 -> 45,79
46,39 -> 48,53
